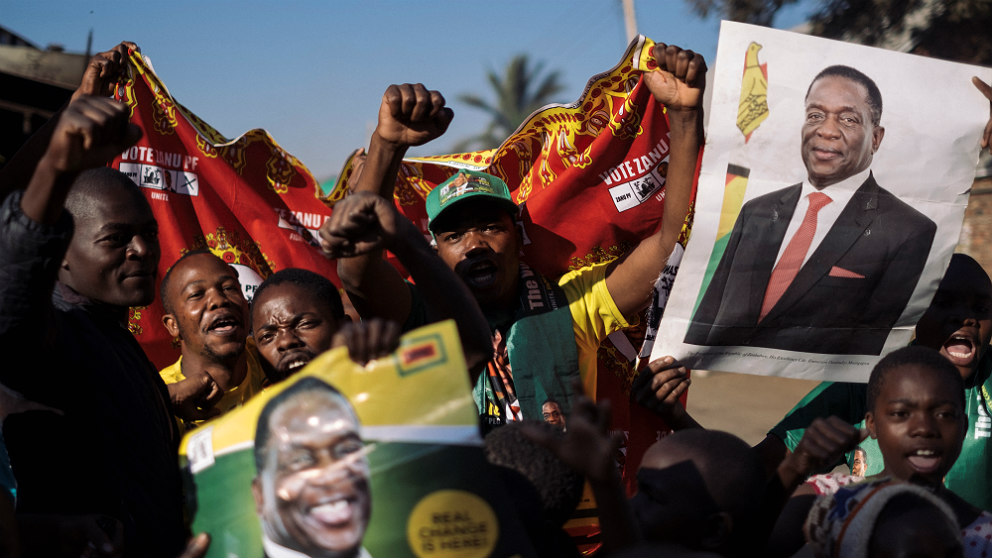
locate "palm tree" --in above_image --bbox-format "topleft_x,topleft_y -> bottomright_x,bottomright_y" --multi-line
454,54 -> 566,152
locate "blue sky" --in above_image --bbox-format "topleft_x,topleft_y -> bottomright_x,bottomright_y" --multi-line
3,0 -> 814,180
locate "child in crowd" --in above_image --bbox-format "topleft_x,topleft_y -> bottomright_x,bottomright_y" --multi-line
524,390 -> 764,557
770,346 -> 992,557
759,253 -> 992,510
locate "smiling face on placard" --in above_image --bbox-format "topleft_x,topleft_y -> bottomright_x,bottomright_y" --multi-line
253,388 -> 370,558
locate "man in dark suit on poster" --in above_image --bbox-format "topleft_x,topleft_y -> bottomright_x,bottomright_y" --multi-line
685,65 -> 936,355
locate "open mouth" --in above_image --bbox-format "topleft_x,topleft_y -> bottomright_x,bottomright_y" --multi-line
942,334 -> 976,366
279,352 -> 314,374
906,449 -> 942,474
463,260 -> 499,288
208,314 -> 242,335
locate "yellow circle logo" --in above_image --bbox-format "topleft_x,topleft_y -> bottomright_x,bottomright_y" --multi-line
406,490 -> 498,558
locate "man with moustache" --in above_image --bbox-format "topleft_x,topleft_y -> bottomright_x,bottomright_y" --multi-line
158,250 -> 268,430
685,65 -> 936,356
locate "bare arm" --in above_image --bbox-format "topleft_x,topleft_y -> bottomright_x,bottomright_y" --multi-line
605,43 -> 705,318
20,96 -> 141,224
632,356 -> 703,430
322,192 -> 492,382
762,417 -> 862,556
321,84 -> 454,325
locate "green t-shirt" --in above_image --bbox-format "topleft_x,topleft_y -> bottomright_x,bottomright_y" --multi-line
770,352 -> 992,510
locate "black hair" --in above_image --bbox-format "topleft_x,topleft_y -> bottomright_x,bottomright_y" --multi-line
806,65 -> 883,127
65,168 -> 146,222
867,346 -> 965,412
253,376 -> 350,474
483,421 -> 583,526
158,249 -> 220,314
251,268 -> 345,320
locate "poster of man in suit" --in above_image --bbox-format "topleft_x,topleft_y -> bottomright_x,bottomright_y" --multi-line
654,22 -> 992,381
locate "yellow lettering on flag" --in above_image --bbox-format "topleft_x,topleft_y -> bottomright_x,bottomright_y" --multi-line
736,42 -> 769,141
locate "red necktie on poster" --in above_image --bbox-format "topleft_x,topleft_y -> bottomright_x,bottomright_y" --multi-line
760,191 -> 831,320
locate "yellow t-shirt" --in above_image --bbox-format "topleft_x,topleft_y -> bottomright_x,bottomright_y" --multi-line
559,261 -> 631,401
159,338 -> 268,432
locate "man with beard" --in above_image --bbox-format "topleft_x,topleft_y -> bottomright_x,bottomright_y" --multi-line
253,377 -> 371,558
158,251 -> 268,430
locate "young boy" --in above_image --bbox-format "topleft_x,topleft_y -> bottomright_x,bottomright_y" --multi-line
757,253 -> 992,509
772,346 -> 992,557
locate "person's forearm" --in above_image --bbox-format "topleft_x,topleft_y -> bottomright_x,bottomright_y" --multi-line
19,154 -> 77,225
337,255 -> 412,324
659,107 -> 701,245
353,132 -> 409,198
590,469 -> 641,553
390,224 -> 492,383
605,107 -> 702,317
336,132 -> 413,315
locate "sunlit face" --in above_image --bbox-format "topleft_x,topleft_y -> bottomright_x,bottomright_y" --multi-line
866,364 -> 967,487
252,283 -> 342,380
253,390 -> 370,558
914,257 -> 992,381
801,75 -> 883,188
541,402 -> 566,430
432,199 -> 520,310
162,253 -> 248,361
60,185 -> 160,308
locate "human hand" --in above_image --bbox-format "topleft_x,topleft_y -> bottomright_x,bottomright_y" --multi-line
521,392 -> 622,484
645,43 -> 706,112
779,416 -> 864,485
177,533 -> 210,558
375,83 -> 454,147
973,76 -> 992,155
319,191 -> 407,258
73,42 -> 139,101
42,95 -> 142,174
332,318 -> 401,365
632,356 -> 690,421
168,373 -> 222,422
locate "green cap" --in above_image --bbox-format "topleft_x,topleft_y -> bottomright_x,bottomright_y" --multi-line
426,170 -> 519,233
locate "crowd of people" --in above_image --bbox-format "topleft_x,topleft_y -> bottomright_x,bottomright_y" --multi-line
0,36 -> 990,558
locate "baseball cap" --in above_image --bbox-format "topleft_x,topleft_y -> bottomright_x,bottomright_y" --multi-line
426,170 -> 519,233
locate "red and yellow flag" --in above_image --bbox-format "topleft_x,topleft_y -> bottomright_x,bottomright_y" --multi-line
113,37 -> 692,501
111,51 -> 339,369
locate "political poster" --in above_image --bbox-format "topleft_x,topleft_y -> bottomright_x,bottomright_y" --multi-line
654,21 -> 992,381
181,320 -> 533,557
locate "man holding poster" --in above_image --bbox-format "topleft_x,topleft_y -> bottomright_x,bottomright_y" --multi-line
685,65 -> 936,356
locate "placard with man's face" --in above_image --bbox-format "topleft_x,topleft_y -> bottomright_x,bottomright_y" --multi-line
181,321 -> 534,557
654,22 -> 992,381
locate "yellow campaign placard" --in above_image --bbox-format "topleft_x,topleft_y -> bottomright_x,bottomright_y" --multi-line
180,320 -> 533,557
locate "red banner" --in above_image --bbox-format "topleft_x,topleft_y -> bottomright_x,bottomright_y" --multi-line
111,53 -> 340,369
113,37 -> 690,498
